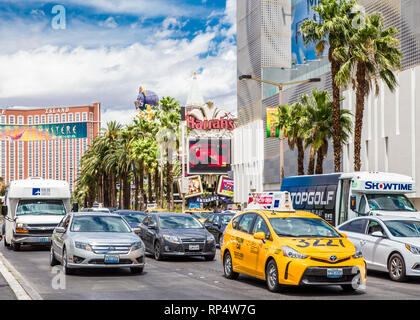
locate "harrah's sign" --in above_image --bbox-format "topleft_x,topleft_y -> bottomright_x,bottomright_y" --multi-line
187,115 -> 235,131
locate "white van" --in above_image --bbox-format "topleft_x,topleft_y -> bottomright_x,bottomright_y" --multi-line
1,178 -> 71,251
280,171 -> 420,226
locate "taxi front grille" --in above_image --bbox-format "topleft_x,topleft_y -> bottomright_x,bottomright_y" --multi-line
300,267 -> 359,285
310,257 -> 351,264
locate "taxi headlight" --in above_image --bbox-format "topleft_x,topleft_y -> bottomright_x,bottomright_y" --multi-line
405,244 -> 420,255
281,246 -> 308,259
74,241 -> 92,251
163,235 -> 181,244
353,246 -> 363,259
131,241 -> 144,251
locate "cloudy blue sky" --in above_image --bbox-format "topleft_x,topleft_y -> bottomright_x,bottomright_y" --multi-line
0,0 -> 236,125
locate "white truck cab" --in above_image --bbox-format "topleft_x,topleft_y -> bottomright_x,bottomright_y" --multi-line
280,171 -> 419,226
1,178 -> 71,251
336,172 -> 419,225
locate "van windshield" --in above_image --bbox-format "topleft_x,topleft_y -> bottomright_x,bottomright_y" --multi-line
16,200 -> 66,216
367,194 -> 416,212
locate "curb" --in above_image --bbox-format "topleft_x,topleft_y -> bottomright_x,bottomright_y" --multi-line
0,251 -> 43,300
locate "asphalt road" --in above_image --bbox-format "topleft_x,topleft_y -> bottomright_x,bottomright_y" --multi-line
1,244 -> 420,300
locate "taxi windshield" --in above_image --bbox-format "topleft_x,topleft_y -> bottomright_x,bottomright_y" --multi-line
367,194 -> 416,212
269,217 -> 341,238
16,199 -> 66,216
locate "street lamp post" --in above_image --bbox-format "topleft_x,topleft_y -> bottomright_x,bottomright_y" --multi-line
238,75 -> 321,186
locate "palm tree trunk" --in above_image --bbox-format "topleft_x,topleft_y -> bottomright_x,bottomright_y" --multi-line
154,168 -> 159,205
330,50 -> 342,173
297,138 -> 305,175
148,171 -> 153,206
123,173 -> 131,209
118,178 -> 122,209
139,160 -> 144,210
307,146 -> 316,175
354,63 -> 367,171
315,148 -> 325,174
166,161 -> 174,211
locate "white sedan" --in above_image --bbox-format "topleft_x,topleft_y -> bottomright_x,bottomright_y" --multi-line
337,216 -> 420,281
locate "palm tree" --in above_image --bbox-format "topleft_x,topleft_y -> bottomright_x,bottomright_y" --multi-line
275,102 -> 306,175
334,12 -> 402,171
301,89 -> 353,174
301,0 -> 358,172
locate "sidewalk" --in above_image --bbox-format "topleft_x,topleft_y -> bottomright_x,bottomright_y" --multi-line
0,266 -> 17,300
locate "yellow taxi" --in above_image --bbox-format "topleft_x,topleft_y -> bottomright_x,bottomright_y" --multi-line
145,208 -> 167,213
184,209 -> 213,224
220,192 -> 366,292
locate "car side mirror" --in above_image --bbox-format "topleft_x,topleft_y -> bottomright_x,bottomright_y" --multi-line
148,223 -> 157,230
253,232 -> 265,240
55,227 -> 66,233
371,231 -> 384,238
1,206 -> 6,217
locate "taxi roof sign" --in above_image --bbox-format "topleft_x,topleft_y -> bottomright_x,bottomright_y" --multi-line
247,192 -> 294,211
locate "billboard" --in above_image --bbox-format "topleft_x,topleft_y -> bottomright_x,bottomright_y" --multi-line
217,176 -> 234,197
266,107 -> 279,138
291,0 -> 327,65
177,175 -> 203,199
0,122 -> 88,141
188,138 -> 231,174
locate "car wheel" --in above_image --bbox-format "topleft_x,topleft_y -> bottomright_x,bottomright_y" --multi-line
12,242 -> 20,252
154,242 -> 163,261
204,254 -> 215,261
62,248 -> 74,275
266,259 -> 282,292
50,246 -> 59,267
223,251 -> 239,280
388,253 -> 407,282
130,267 -> 144,274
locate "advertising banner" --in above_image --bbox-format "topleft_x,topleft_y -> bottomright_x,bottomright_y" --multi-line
291,0 -> 327,65
0,122 -> 88,141
266,107 -> 279,138
217,176 -> 234,197
188,138 -> 231,174
177,175 -> 203,199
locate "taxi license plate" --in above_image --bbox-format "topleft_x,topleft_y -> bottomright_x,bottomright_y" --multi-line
327,268 -> 343,278
104,255 -> 120,263
189,245 -> 200,251
39,237 -> 49,243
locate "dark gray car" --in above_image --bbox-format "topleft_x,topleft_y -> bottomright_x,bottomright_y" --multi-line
138,212 -> 216,261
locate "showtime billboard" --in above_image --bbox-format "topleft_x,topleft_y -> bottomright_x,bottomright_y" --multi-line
187,138 -> 231,174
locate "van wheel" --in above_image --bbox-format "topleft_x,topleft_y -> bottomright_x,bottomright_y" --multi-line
266,259 -> 282,292
12,242 -> 20,251
223,251 -> 239,280
388,253 -> 407,282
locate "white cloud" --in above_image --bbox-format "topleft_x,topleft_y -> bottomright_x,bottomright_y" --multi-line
99,17 -> 118,29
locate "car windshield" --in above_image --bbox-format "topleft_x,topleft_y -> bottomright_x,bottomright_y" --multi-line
70,216 -> 131,233
121,213 -> 147,224
16,199 -> 66,216
269,217 -> 341,237
191,212 -> 211,220
159,215 -> 203,229
367,194 -> 416,212
384,220 -> 420,237
221,214 -> 234,224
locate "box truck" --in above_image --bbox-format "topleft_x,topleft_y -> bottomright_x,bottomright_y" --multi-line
280,171 -> 419,226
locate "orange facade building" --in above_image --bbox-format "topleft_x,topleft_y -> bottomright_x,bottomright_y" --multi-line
0,103 -> 101,191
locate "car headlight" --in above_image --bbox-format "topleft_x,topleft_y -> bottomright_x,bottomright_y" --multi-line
131,241 -> 144,251
15,223 -> 28,233
405,244 -> 420,255
281,246 -> 308,259
74,241 -> 92,251
206,234 -> 215,243
353,246 -> 363,259
163,235 -> 181,244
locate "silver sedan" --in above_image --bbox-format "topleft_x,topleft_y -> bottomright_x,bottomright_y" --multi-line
50,213 -> 145,275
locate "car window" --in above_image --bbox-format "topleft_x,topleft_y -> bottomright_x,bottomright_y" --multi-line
252,215 -> 271,239
339,219 -> 368,234
237,213 -> 256,234
367,220 -> 384,235
213,216 -> 220,225
58,215 -> 71,229
206,214 -> 215,223
231,215 -> 242,230
142,216 -> 151,226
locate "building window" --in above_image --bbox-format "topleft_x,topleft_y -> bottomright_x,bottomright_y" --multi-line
61,113 -> 66,123
28,116 -> 33,125
34,115 -> 39,124
75,113 -> 80,122
18,116 -> 24,125
9,115 -> 15,124
48,115 -> 53,124
82,112 -> 87,122
0,115 -> 5,124
68,113 -> 73,122
41,115 -> 46,124
55,114 -> 60,123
